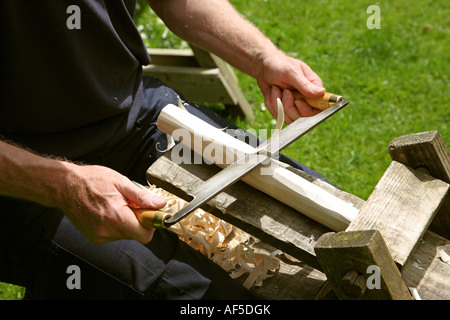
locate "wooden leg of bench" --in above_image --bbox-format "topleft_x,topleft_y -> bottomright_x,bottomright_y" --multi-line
388,130 -> 450,239
314,230 -> 412,300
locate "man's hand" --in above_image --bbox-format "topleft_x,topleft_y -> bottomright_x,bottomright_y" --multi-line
0,141 -> 166,245
256,51 -> 326,123
59,164 -> 167,245
147,0 -> 325,124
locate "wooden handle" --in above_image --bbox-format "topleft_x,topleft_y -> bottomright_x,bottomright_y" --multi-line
130,207 -> 172,229
293,92 -> 343,110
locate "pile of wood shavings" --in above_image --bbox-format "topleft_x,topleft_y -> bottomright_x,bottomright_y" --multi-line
146,184 -> 282,289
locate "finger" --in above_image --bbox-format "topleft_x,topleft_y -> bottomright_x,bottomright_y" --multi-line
282,89 -> 301,123
117,178 -> 167,209
270,86 -> 282,114
120,206 -> 156,244
301,63 -> 324,88
296,77 -> 325,99
294,100 -> 322,117
287,63 -> 325,99
264,86 -> 281,119
264,87 -> 274,117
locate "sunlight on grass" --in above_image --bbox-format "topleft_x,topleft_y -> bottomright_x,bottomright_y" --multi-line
0,282 -> 25,300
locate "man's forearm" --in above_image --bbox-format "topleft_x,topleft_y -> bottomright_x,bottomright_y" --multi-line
0,140 -> 72,208
0,139 -> 166,244
147,0 -> 280,79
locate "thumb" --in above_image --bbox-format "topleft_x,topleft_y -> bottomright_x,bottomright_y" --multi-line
293,75 -> 325,99
291,62 -> 325,98
117,179 -> 167,209
302,80 -> 326,98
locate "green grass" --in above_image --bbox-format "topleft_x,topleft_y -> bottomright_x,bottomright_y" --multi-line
2,0 -> 448,300
0,282 -> 25,300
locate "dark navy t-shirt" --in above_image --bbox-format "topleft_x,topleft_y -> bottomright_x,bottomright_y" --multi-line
0,0 -> 151,158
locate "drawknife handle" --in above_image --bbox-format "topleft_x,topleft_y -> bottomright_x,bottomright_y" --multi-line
131,207 -> 171,229
293,92 -> 343,110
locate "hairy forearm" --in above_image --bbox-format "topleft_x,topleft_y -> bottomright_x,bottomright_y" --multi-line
147,0 -> 280,78
0,140 -> 165,244
0,140 -> 73,208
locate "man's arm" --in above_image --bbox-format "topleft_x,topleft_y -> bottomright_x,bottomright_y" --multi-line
0,140 -> 166,244
147,0 -> 326,123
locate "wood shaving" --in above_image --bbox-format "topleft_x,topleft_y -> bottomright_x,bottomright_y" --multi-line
408,287 -> 422,300
146,183 -> 282,289
437,248 -> 450,265
252,98 -> 284,154
412,261 -> 426,270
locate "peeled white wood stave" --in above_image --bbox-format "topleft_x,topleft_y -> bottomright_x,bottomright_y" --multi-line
156,104 -> 359,231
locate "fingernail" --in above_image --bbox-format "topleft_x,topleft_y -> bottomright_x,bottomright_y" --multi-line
151,196 -> 167,207
271,86 -> 276,95
315,86 -> 326,94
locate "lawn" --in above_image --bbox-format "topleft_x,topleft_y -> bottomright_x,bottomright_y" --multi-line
1,0 -> 448,300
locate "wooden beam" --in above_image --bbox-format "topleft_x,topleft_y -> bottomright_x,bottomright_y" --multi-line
346,161 -> 449,267
401,230 -> 450,300
315,230 -> 412,300
147,48 -> 198,67
388,130 -> 450,239
388,131 -> 450,182
142,65 -> 236,105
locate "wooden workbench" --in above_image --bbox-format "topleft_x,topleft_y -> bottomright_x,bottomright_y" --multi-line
146,131 -> 450,300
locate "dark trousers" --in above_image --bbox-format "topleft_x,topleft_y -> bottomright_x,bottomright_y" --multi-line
0,77 -> 332,299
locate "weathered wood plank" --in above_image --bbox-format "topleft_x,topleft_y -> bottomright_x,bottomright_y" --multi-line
315,230 -> 413,300
388,131 -> 450,182
244,242 -> 327,300
147,152 -> 329,270
402,230 -> 450,300
346,161 -> 449,267
147,48 -> 198,67
388,130 -> 450,239
142,65 -> 236,104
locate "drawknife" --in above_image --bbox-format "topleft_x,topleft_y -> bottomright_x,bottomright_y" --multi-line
133,93 -> 348,229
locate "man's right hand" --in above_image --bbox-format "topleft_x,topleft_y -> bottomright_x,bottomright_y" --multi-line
0,140 -> 166,245
58,164 -> 167,245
